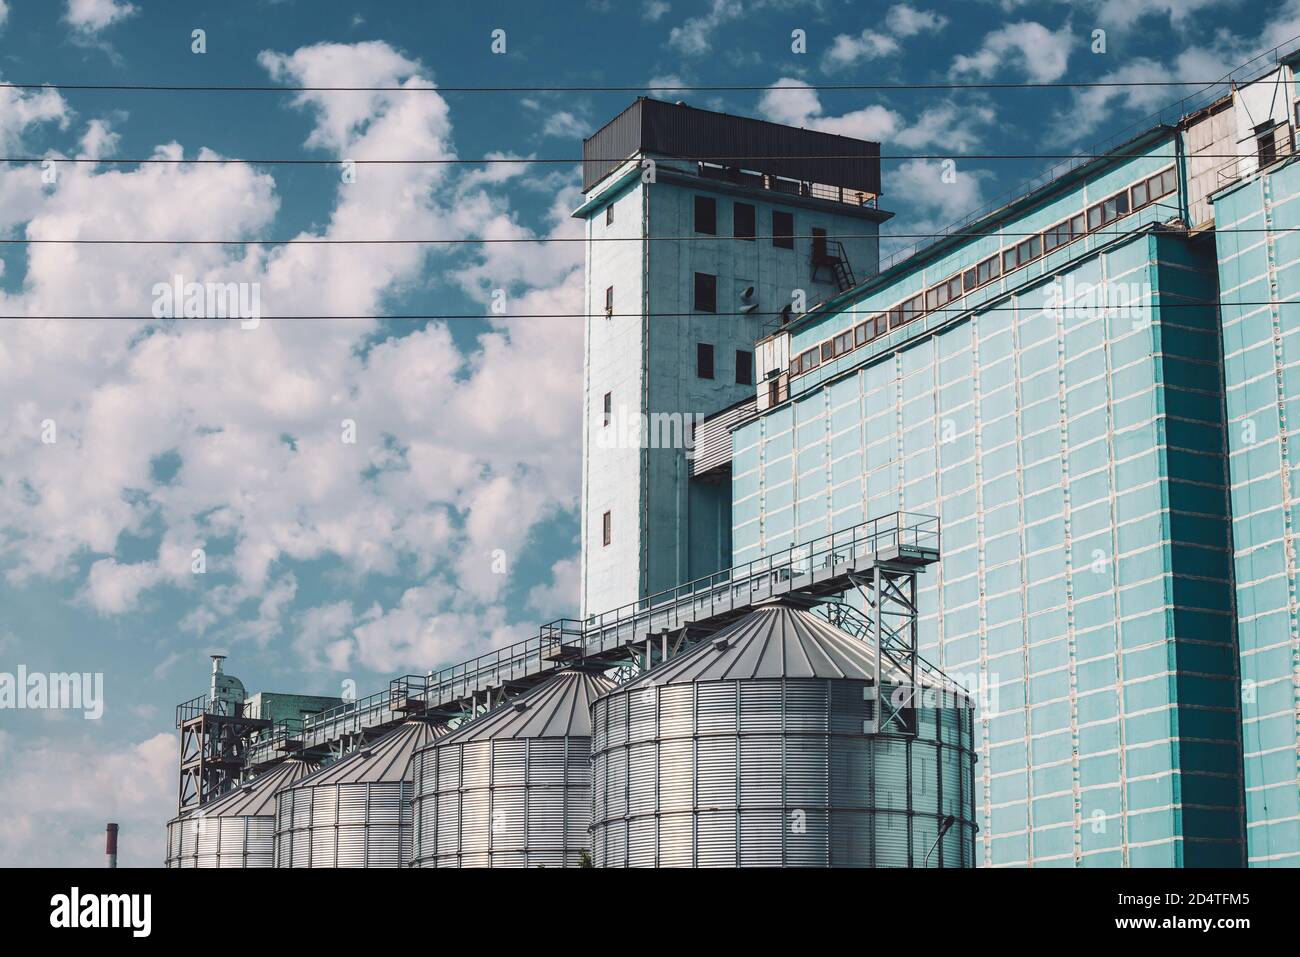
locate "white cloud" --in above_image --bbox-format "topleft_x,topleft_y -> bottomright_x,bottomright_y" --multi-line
0,42 -> 585,676
757,78 -> 993,150
824,31 -> 900,68
669,0 -> 744,56
0,2 -> 9,30
822,4 -> 948,70
886,3 -> 949,37
77,117 -> 121,159
951,21 -> 1075,84
643,0 -> 671,21
64,0 -> 136,33
541,110 -> 589,139
295,600 -> 356,672
0,731 -> 173,867
527,556 -> 580,619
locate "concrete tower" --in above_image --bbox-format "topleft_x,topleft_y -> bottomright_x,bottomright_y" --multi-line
573,99 -> 890,616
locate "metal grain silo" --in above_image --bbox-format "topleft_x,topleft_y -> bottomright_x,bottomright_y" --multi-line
589,601 -> 977,867
165,757 -> 317,868
274,718 -> 445,867
410,669 -> 615,868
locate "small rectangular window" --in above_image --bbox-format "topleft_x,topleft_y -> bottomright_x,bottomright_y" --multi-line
602,511 -> 611,547
855,322 -> 869,346
820,341 -> 833,362
1017,237 -> 1040,265
736,349 -> 753,385
605,285 -> 614,317
697,342 -> 715,379
963,269 -> 977,291
874,314 -> 888,336
734,202 -> 756,240
1087,204 -> 1103,231
769,379 -> 781,406
1003,249 -> 1017,272
1070,214 -> 1084,237
889,305 -> 904,329
605,203 -> 614,226
695,196 -> 716,235
927,287 -> 940,310
602,391 -> 611,427
804,348 -> 820,370
1131,180 -> 1149,208
1160,168 -> 1177,197
772,210 -> 794,249
694,272 -> 716,313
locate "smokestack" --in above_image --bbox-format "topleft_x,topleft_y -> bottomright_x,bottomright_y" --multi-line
105,822 -> 119,869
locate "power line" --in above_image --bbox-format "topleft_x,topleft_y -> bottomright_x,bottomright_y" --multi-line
0,151 -> 1280,164
0,80 -> 1252,94
0,303 -> 1268,322
0,227 -> 1285,246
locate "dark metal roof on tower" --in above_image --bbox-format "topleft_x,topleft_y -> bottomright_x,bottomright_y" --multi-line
582,97 -> 882,195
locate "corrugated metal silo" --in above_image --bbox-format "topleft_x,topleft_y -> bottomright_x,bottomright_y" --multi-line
274,718 -> 445,867
165,757 -> 317,868
410,670 -> 615,868
589,601 -> 977,867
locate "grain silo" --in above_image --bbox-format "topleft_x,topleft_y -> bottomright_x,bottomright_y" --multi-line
274,718 -> 445,867
165,757 -> 317,868
410,669 -> 615,868
589,600 -> 977,867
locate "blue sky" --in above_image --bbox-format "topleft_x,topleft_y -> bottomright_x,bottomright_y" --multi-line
0,0 -> 1292,865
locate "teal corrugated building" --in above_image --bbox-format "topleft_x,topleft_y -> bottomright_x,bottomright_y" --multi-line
579,48 -> 1300,867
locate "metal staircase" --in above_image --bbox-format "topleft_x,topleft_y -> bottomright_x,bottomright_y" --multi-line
813,239 -> 857,292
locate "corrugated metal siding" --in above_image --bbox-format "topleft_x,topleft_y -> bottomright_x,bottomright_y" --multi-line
583,98 -> 882,196
165,758 -> 317,868
411,735 -> 597,868
273,779 -> 418,868
590,677 -> 977,868
693,399 -> 757,476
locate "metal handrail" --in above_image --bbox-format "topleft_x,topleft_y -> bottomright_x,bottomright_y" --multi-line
240,511 -> 940,757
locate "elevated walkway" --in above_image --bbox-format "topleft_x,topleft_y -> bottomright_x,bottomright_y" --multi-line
235,511 -> 939,769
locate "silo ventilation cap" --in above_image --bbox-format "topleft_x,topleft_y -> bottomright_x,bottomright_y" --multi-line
713,637 -> 730,652
513,701 -> 529,712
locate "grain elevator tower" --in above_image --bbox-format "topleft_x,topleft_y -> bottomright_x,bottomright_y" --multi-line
573,98 -> 890,616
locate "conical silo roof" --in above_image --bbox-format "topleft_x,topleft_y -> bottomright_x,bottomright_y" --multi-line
288,718 -> 445,788
438,670 -> 615,744
622,600 -> 900,688
182,757 -> 319,820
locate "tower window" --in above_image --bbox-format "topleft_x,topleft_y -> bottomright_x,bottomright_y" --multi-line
736,350 -> 754,385
602,391 -> 611,427
605,202 -> 614,226
694,272 -> 717,313
734,202 -> 756,240
602,511 -> 611,547
697,343 -> 715,380
695,196 -> 716,235
1256,123 -> 1278,167
772,210 -> 794,249
605,285 -> 614,317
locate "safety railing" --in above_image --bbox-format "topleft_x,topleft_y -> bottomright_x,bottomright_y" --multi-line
203,511 -> 942,764
175,694 -> 208,727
